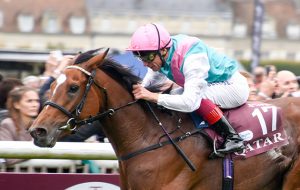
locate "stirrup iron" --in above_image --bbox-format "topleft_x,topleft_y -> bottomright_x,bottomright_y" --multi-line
209,137 -> 225,159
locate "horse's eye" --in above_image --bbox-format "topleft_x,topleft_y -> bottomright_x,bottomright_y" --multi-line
69,85 -> 79,93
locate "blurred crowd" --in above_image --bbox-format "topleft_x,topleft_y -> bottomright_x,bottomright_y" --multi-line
241,65 -> 300,101
0,50 -> 106,167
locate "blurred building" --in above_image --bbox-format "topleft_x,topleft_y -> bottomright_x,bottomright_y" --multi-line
231,0 -> 300,61
0,0 -> 300,77
0,0 -> 89,50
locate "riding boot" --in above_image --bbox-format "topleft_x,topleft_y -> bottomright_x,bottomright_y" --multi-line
213,116 -> 245,154
195,99 -> 245,154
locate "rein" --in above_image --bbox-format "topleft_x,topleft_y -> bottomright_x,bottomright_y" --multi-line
144,102 -> 196,171
71,100 -> 138,127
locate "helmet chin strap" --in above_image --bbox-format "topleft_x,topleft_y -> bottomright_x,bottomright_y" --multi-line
158,50 -> 167,67
151,23 -> 171,67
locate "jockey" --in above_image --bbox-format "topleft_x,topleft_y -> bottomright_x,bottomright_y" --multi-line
127,23 -> 249,154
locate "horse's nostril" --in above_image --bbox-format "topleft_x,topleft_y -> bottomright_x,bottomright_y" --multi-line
31,128 -> 48,138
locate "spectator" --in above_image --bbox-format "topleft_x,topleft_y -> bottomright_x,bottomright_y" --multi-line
22,75 -> 42,89
0,86 -> 40,166
275,70 -> 300,98
253,66 -> 266,89
0,78 -> 24,122
0,78 -> 24,109
257,80 -> 277,100
240,71 -> 260,101
265,65 -> 277,81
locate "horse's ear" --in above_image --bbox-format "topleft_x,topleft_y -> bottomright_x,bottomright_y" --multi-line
86,48 -> 110,69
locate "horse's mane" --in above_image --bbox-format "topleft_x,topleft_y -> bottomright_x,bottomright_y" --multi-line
74,49 -> 141,92
100,59 -> 141,91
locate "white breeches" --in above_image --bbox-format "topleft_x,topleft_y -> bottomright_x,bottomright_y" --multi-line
202,71 -> 249,109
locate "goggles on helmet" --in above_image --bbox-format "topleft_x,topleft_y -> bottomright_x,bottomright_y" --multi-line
133,50 -> 157,63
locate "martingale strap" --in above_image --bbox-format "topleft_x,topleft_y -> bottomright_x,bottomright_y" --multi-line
119,128 -> 203,161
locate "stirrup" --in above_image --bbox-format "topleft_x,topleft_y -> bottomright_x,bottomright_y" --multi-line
217,139 -> 245,154
209,137 -> 225,159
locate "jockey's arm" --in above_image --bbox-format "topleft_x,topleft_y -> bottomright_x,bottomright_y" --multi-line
157,53 -> 210,112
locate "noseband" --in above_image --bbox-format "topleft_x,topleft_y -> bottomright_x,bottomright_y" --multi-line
44,65 -> 137,132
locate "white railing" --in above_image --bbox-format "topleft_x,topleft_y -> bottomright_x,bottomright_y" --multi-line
0,141 -> 118,173
0,141 -> 117,160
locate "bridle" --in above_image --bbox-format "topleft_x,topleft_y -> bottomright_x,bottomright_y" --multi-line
43,65 -> 137,132
44,64 -> 199,171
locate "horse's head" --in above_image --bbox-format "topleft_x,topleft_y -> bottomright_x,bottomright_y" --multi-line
29,48 -> 110,147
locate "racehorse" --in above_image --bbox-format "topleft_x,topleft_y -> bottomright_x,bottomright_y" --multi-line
29,48 -> 300,190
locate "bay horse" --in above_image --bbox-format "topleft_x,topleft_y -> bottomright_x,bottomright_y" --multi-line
29,48 -> 300,190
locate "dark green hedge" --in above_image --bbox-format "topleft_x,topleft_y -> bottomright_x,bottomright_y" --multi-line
240,60 -> 300,76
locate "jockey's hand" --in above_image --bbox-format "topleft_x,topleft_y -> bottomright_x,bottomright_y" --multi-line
132,84 -> 159,103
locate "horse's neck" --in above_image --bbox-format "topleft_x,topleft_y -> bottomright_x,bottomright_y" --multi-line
101,101 -> 155,155
95,76 -> 148,155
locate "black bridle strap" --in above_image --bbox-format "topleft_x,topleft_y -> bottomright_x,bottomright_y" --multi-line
44,101 -> 74,118
75,70 -> 96,116
119,128 -> 202,161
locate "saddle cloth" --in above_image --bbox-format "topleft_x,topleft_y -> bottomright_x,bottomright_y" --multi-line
191,101 -> 289,159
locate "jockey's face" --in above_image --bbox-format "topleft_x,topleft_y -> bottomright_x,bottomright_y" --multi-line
142,49 -> 168,72
133,50 -> 162,71
142,54 -> 163,71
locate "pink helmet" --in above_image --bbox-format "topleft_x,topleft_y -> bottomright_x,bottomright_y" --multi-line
126,23 -> 172,51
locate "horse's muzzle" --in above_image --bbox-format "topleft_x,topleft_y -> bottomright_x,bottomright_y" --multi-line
29,127 -> 58,148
